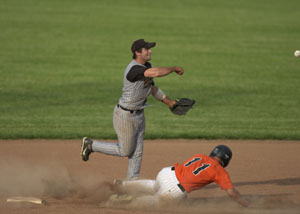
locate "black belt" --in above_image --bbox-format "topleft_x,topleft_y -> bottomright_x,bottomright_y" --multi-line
171,166 -> 186,193
117,104 -> 143,114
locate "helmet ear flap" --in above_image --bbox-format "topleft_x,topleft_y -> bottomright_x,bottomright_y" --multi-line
209,145 -> 232,168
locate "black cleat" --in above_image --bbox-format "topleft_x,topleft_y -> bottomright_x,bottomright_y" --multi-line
80,137 -> 93,161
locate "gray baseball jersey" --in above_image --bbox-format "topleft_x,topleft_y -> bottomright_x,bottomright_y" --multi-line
119,60 -> 154,110
92,60 -> 153,180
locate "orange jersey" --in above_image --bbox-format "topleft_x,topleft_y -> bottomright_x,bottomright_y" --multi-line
174,154 -> 233,192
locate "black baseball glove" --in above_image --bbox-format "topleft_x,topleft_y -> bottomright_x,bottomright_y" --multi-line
170,98 -> 195,115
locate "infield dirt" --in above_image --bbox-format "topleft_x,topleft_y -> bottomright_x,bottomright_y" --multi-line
0,139 -> 299,214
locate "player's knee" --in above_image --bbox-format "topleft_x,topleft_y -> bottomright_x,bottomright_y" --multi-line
119,147 -> 134,157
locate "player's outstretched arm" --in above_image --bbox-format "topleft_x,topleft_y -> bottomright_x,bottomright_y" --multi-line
226,188 -> 250,208
151,86 -> 176,108
144,66 -> 184,78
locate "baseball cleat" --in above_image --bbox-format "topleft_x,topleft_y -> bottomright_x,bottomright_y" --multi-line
81,137 -> 93,161
113,179 -> 123,186
112,179 -> 123,192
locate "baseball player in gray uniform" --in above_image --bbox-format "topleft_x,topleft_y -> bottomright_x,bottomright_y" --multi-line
80,39 -> 184,180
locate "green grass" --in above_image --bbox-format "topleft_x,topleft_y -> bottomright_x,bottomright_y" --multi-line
0,0 -> 300,139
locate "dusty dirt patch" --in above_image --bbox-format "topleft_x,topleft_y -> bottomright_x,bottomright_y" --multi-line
0,139 -> 299,214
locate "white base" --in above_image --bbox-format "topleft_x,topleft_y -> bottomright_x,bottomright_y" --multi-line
7,196 -> 45,204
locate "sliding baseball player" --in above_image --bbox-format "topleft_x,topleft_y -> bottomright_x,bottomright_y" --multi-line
112,145 -> 250,208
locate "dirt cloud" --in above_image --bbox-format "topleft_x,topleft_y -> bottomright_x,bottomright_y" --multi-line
0,156 -> 113,203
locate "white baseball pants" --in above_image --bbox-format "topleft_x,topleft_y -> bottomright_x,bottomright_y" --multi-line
122,166 -> 187,203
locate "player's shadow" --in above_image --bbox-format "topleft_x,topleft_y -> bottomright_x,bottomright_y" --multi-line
184,193 -> 296,209
205,177 -> 300,189
186,193 -> 292,202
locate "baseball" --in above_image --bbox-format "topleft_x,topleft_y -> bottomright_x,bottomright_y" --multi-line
295,50 -> 300,57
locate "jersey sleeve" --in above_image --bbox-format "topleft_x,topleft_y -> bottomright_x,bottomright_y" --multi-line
126,65 -> 147,82
214,167 -> 234,190
126,62 -> 152,82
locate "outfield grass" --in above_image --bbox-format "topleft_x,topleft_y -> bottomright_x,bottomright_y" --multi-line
0,0 -> 299,139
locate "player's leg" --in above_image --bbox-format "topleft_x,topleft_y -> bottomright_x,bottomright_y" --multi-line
120,179 -> 156,195
110,179 -> 157,205
91,106 -> 137,156
113,167 -> 185,206
126,112 -> 145,180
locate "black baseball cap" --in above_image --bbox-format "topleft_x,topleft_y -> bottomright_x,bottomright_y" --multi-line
131,39 -> 156,53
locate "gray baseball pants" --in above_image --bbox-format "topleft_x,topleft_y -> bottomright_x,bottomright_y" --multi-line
92,105 -> 145,180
